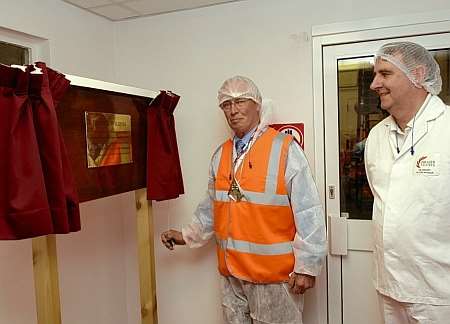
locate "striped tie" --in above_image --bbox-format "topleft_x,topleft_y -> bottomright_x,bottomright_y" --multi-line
235,139 -> 245,158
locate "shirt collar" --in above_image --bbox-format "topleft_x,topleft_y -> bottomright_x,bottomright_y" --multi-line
234,126 -> 257,146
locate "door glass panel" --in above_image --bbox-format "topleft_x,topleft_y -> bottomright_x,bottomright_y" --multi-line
337,49 -> 450,219
434,49 -> 450,104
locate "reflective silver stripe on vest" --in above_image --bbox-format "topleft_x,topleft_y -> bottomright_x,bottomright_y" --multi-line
265,132 -> 287,195
216,237 -> 293,255
211,145 -> 223,177
214,190 -> 289,206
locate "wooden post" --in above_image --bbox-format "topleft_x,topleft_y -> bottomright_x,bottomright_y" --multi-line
32,235 -> 62,324
135,189 -> 158,324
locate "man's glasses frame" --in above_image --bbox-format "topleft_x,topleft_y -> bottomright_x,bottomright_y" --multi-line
219,98 -> 252,112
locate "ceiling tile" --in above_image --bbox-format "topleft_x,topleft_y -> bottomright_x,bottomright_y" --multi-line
123,0 -> 237,16
64,0 -> 113,9
90,4 -> 139,20
61,0 -> 245,20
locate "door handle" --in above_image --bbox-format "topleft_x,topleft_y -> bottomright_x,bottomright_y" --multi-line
328,214 -> 348,256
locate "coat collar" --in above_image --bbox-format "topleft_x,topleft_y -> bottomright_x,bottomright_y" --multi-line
383,94 -> 446,158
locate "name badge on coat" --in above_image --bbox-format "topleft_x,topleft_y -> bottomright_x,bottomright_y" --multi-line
414,153 -> 440,176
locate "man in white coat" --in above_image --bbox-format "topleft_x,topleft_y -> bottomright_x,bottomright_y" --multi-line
365,41 -> 450,323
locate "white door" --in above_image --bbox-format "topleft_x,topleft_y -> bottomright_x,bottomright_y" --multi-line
323,33 -> 450,324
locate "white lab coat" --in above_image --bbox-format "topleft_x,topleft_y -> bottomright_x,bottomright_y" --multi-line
365,94 -> 450,305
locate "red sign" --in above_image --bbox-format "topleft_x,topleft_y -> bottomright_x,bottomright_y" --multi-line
270,123 -> 304,149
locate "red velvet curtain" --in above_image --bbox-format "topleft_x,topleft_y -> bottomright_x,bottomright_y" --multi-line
147,91 -> 184,201
0,63 -> 80,240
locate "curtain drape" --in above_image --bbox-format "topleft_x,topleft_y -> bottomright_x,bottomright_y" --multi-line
147,90 -> 184,201
0,62 -> 80,240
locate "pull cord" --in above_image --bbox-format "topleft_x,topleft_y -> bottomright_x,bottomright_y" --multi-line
395,113 -> 417,156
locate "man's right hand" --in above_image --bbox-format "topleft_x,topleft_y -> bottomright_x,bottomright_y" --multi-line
161,229 -> 186,250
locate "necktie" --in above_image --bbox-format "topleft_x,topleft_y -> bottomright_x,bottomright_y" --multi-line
235,139 -> 245,157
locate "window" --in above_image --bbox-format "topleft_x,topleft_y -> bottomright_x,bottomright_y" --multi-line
0,40 -> 30,65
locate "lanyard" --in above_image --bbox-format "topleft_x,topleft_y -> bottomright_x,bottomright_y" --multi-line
228,129 -> 260,202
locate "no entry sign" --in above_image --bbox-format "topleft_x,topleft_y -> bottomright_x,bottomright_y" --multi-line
270,123 -> 304,149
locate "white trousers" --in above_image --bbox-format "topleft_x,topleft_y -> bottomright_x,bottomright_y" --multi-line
379,293 -> 450,324
221,276 -> 304,324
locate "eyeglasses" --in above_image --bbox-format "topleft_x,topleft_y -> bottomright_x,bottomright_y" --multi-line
219,98 -> 251,112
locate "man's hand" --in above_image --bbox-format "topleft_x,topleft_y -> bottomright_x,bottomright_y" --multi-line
161,229 -> 186,250
288,273 -> 316,294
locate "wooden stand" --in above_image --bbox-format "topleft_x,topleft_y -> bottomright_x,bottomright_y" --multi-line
26,75 -> 159,324
32,235 -> 62,324
135,189 -> 158,324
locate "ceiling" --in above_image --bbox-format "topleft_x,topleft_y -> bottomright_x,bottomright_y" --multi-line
62,0 -> 243,21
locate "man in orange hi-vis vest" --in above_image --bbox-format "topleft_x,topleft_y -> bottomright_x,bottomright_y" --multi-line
161,76 -> 327,324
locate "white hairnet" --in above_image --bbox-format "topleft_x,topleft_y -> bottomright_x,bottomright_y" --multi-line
259,98 -> 273,130
375,42 -> 442,95
218,76 -> 262,106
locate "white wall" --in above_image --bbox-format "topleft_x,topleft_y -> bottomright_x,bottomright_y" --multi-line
57,192 -> 140,324
0,2 -> 140,324
114,1 -> 450,324
0,0 -> 116,81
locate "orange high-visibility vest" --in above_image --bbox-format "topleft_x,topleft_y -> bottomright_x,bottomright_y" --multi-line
213,127 -> 295,283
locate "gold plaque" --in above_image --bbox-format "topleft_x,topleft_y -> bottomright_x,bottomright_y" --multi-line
85,112 -> 132,168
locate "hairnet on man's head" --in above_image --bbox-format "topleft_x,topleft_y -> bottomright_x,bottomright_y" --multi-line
218,76 -> 262,106
375,42 -> 442,95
